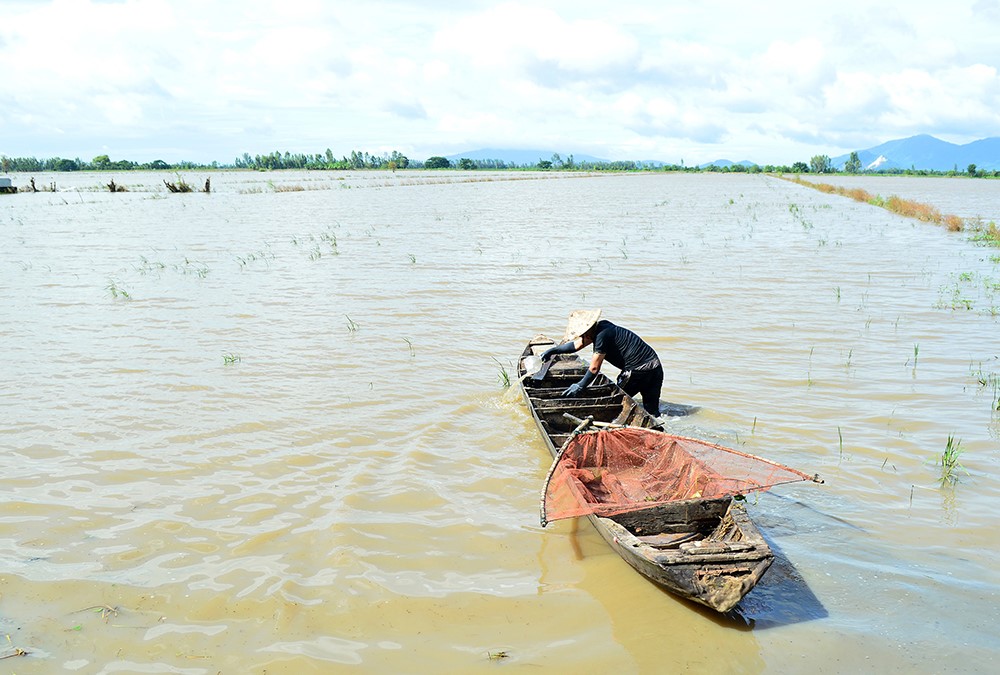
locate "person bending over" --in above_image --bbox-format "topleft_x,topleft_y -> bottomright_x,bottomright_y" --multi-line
541,309 -> 663,417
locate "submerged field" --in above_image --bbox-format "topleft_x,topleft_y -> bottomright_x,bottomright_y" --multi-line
1,170 -> 998,673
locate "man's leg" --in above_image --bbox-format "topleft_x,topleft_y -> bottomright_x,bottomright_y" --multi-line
637,367 -> 663,416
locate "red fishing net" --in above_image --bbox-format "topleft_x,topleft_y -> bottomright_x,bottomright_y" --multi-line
542,427 -> 815,525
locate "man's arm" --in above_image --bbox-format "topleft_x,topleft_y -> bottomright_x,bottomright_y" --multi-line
562,352 -> 605,397
541,340 -> 579,360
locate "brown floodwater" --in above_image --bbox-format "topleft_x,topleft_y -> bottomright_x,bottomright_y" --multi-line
1,170 -> 998,673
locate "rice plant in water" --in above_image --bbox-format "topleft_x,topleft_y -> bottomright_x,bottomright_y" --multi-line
106,279 -> 131,300
345,315 -> 360,333
321,230 -> 339,254
971,363 -> 1000,411
222,353 -> 241,365
492,357 -> 511,388
940,435 -> 968,484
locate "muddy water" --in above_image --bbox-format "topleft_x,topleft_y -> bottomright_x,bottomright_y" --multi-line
1,170 -> 998,673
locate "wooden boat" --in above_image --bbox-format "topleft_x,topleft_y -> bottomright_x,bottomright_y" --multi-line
518,335 -> 784,613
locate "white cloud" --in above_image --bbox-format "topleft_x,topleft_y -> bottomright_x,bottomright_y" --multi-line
2,0 -> 1000,164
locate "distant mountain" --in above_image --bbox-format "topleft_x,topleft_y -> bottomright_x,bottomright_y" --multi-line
832,134 -> 1000,171
440,135 -> 1000,172
443,148 -> 608,165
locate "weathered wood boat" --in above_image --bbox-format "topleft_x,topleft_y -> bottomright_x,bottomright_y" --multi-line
518,335 -> 816,613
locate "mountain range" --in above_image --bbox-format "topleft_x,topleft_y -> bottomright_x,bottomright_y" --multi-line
830,135 -> 1000,171
447,135 -> 1000,171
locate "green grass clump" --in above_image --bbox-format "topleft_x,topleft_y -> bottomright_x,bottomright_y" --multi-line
106,279 -> 131,300
492,357 -> 511,388
940,435 -> 968,484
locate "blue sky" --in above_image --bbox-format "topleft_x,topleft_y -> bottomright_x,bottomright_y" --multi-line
3,0 -> 1000,165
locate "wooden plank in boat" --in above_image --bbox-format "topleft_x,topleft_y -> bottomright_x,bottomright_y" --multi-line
635,532 -> 701,548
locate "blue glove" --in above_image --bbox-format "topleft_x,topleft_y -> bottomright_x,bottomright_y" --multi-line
561,369 -> 596,396
542,341 -> 576,361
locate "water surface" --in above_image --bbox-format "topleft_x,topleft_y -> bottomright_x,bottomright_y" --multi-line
1,170 -> 998,673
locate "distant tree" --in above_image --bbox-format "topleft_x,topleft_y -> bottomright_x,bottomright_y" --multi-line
92,154 -> 111,169
388,150 -> 409,169
457,157 -> 475,170
425,156 -> 451,169
810,155 -> 832,174
791,161 -> 809,173
845,152 -> 862,174
967,163 -> 978,177
52,158 -> 80,171
537,160 -> 553,169
149,159 -> 170,170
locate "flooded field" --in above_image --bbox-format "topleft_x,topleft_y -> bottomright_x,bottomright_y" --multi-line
1,170 -> 998,673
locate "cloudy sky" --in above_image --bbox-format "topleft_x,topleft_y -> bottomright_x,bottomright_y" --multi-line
3,0 -> 1000,165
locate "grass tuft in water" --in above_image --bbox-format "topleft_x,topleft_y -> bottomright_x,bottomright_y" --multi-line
492,357 -> 511,388
163,174 -> 193,193
345,315 -> 360,333
940,435 -> 967,484
971,362 -> 1000,411
222,353 -> 241,365
106,279 -> 131,300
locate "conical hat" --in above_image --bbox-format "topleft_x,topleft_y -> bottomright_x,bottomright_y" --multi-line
563,309 -> 602,341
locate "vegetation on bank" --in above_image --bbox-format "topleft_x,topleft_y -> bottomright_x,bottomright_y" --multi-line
3,149 -> 999,177
784,175 -> 1000,247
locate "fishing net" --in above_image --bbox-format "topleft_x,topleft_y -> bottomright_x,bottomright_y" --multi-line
542,426 -> 815,525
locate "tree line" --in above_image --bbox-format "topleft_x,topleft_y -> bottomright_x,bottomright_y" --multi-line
0,154 -> 211,173
2,149 -> 997,177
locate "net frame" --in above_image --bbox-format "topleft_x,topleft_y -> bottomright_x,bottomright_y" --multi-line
541,426 -> 817,526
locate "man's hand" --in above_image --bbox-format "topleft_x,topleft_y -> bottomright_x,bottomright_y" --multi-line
561,383 -> 583,397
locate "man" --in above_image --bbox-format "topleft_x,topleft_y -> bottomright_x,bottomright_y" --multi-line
541,309 -> 663,416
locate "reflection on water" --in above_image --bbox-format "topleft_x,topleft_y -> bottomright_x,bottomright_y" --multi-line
1,171 -> 998,672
